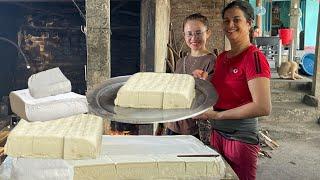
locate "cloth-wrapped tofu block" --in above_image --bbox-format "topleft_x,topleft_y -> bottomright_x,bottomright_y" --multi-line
28,67 -> 71,98
9,89 -> 88,122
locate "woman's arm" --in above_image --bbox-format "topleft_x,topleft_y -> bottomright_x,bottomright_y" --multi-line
196,77 -> 271,120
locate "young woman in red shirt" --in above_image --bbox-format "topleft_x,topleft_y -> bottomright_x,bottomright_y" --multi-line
193,1 -> 271,180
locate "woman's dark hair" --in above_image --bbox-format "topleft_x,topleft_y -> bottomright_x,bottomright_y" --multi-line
183,13 -> 209,30
222,0 -> 254,22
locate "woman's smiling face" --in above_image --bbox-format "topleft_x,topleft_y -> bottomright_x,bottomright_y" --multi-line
223,7 -> 251,42
183,20 -> 210,51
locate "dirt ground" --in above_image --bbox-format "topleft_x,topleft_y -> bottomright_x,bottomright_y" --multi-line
257,132 -> 320,179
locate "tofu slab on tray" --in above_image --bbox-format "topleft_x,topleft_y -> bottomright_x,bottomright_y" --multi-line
114,72 -> 195,109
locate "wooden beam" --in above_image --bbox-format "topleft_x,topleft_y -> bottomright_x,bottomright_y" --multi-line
256,0 -> 262,36
140,0 -> 170,72
289,0 -> 300,59
154,0 -> 170,72
311,3 -> 320,98
140,0 -> 155,72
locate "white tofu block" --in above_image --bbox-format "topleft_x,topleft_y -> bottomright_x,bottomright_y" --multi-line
109,155 -> 158,179
137,73 -> 171,108
64,115 -> 103,159
163,73 -> 195,109
114,73 -> 141,108
179,157 -> 207,177
32,134 -> 63,158
207,157 -> 226,178
68,157 -> 117,180
153,154 -> 186,178
3,120 -> 34,157
115,72 -> 195,109
179,156 -> 226,178
28,67 -> 71,98
2,136 -> 227,179
4,114 -> 103,160
9,89 -> 88,122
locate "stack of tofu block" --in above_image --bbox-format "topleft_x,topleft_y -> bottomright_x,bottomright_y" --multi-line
9,68 -> 88,122
6,67 -> 104,160
3,136 -> 226,180
2,69 -> 226,179
68,136 -> 227,180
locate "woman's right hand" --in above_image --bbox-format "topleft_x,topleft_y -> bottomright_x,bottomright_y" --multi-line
192,69 -> 208,80
192,109 -> 219,120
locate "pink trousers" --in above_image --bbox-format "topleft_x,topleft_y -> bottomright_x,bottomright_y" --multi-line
210,130 -> 260,180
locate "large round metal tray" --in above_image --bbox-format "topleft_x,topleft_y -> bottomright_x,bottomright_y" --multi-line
86,75 -> 218,124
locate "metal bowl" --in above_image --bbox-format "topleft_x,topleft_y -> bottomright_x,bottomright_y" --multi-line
86,75 -> 218,124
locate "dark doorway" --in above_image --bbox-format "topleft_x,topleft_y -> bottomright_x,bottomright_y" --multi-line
110,0 -> 140,77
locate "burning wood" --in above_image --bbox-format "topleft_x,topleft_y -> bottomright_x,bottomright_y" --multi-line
104,120 -> 134,135
0,147 -> 3,154
109,130 -> 131,136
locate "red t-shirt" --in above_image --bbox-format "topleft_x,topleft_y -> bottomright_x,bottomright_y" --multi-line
211,45 -> 270,110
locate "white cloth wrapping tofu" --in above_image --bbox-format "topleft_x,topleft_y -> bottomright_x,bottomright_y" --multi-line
28,67 -> 71,98
4,114 -> 103,160
0,136 -> 226,180
9,89 -> 88,122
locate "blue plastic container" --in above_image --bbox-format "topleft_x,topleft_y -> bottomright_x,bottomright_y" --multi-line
300,53 -> 315,76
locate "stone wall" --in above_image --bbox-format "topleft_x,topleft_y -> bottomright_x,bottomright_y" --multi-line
86,0 -> 111,91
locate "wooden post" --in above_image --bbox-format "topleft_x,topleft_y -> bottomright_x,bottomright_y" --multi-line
140,0 -> 170,135
140,0 -> 155,72
224,0 -> 232,51
140,0 -> 170,73
312,3 -> 320,98
256,0 -> 262,36
304,3 -> 320,107
155,0 -> 170,72
289,0 -> 300,57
